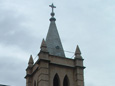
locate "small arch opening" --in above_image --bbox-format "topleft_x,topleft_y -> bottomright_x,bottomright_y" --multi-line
63,75 -> 69,86
53,74 -> 60,86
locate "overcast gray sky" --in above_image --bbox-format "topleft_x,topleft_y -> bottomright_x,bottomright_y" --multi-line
0,0 -> 115,86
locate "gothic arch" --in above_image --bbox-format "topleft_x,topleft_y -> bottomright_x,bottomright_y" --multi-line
63,75 -> 69,86
53,73 -> 60,86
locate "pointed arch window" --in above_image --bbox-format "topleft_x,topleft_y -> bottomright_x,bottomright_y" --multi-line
53,74 -> 60,86
63,75 -> 69,86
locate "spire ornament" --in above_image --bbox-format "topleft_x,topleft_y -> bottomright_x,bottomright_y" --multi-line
49,3 -> 56,21
28,55 -> 34,67
49,3 -> 56,13
74,45 -> 82,59
40,38 -> 48,52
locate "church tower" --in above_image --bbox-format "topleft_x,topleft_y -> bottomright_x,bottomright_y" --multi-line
25,4 -> 85,86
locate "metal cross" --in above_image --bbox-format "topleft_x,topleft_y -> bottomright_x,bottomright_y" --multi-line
49,3 -> 56,13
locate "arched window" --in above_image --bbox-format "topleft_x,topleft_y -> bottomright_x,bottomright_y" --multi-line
34,80 -> 36,86
63,75 -> 69,86
53,74 -> 60,86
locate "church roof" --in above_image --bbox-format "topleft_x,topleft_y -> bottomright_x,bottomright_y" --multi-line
46,4 -> 65,57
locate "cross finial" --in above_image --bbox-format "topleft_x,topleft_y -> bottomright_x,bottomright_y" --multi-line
49,3 -> 56,13
49,3 -> 56,21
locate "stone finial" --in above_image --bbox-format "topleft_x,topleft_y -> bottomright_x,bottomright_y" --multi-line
74,45 -> 82,58
40,39 -> 48,52
75,45 -> 81,55
28,55 -> 34,67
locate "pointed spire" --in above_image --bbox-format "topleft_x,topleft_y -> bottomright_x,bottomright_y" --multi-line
75,45 -> 81,55
46,4 -> 65,57
41,38 -> 46,48
75,45 -> 82,59
40,39 -> 48,52
28,55 -> 34,67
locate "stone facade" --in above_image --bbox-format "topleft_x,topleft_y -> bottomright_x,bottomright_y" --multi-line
25,47 -> 85,86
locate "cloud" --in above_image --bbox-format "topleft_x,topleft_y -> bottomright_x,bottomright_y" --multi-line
0,44 -> 29,86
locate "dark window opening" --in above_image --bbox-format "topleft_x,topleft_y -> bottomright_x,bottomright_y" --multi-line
63,75 -> 69,86
53,74 -> 60,86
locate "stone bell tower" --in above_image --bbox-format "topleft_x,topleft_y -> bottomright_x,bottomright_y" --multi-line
25,4 -> 85,86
